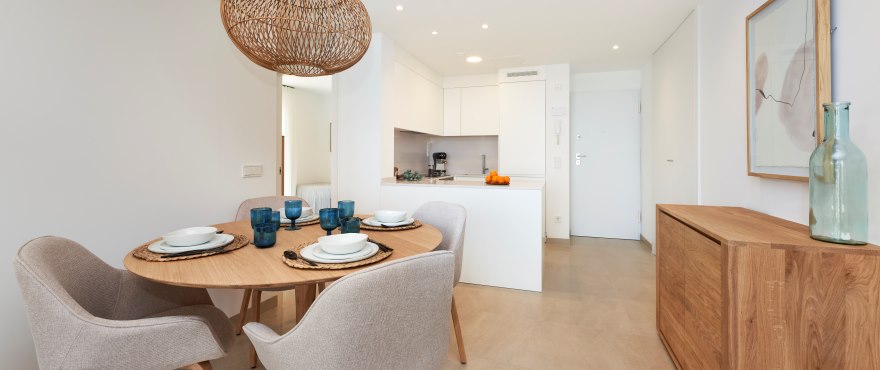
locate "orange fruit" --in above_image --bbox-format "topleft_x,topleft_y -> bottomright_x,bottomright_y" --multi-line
490,170 -> 498,176
485,175 -> 492,183
503,176 -> 510,184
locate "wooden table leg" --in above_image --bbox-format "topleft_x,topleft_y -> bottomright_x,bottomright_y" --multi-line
294,283 -> 318,324
236,289 -> 252,335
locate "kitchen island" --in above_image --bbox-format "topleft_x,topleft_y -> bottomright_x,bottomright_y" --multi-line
379,177 -> 545,292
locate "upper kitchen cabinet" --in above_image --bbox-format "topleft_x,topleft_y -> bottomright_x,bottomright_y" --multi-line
394,62 -> 443,135
460,86 -> 500,136
499,80 -> 546,176
443,86 -> 500,136
443,88 -> 462,136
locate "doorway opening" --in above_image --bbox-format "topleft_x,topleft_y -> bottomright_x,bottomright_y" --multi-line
281,75 -> 333,211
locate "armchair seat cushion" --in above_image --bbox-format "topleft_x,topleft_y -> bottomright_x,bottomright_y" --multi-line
145,304 -> 234,351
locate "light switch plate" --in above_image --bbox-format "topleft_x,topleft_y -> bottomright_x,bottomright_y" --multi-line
241,165 -> 263,178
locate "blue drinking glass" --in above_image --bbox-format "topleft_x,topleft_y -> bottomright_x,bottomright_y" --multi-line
250,207 -> 272,228
270,211 -> 281,231
319,208 -> 340,236
338,200 -> 355,222
253,223 -> 277,248
284,200 -> 303,231
340,217 -> 361,234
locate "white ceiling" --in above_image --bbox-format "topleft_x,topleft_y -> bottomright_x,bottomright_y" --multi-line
362,0 -> 699,76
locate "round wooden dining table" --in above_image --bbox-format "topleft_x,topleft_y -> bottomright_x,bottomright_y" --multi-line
124,216 -> 443,324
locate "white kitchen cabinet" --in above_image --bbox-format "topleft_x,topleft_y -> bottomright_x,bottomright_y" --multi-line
499,81 -> 546,176
443,86 -> 500,136
460,86 -> 499,136
394,62 -> 443,135
443,88 -> 462,136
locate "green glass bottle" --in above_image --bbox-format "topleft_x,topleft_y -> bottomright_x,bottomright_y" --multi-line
809,102 -> 868,245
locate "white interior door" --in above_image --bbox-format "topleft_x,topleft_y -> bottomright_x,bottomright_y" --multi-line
571,90 -> 641,239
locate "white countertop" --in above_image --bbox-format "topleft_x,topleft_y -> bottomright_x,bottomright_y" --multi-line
382,177 -> 544,190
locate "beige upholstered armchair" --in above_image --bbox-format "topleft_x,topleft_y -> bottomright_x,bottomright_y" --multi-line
14,236 -> 233,370
414,201 -> 468,364
244,251 -> 455,370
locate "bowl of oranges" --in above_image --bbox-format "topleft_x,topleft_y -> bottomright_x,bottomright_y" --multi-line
485,170 -> 510,185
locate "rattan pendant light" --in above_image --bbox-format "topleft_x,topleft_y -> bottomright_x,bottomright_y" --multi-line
220,0 -> 372,77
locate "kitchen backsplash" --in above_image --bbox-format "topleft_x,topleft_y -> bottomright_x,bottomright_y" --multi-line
394,130 -> 499,175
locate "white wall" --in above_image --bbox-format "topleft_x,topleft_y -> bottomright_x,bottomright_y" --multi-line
572,70 -> 642,92
281,86 -> 331,196
645,0 -> 880,247
0,0 -> 279,367
335,33 -> 393,212
698,1 -> 808,223
830,0 -> 880,244
282,87 -> 297,195
697,0 -> 880,242
640,62 -> 656,247
544,65 -> 572,239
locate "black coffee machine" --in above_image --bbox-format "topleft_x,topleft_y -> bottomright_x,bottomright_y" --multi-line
430,152 -> 448,177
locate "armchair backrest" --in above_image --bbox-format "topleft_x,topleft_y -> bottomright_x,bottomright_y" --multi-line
413,202 -> 467,284
255,251 -> 455,370
235,196 -> 311,221
15,236 -> 120,319
14,237 -> 121,368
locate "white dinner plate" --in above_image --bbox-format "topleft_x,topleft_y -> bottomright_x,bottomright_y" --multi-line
362,217 -> 415,227
300,242 -> 379,264
281,214 -> 319,224
148,234 -> 234,254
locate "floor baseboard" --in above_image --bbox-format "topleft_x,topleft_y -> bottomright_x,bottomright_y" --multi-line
639,235 -> 653,253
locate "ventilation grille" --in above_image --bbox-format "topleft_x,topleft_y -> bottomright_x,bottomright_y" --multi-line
506,71 -> 539,78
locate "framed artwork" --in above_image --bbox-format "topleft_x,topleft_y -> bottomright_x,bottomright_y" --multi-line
746,0 -> 831,181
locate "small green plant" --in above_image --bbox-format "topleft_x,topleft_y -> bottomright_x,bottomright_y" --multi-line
401,170 -> 424,181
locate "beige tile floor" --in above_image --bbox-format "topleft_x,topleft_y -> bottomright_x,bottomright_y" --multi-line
213,237 -> 675,370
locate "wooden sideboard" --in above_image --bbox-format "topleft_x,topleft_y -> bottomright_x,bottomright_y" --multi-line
656,204 -> 880,369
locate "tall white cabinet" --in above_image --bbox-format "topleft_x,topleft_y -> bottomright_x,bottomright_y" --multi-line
499,80 -> 546,176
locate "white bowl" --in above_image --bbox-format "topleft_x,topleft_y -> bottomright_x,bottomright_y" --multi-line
163,227 -> 218,247
318,233 -> 368,255
374,210 -> 407,223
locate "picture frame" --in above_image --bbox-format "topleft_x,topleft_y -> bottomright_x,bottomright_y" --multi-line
746,0 -> 831,181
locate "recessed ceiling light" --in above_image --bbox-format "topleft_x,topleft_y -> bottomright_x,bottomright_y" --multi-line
396,5 -> 404,11
431,30 -> 438,35
612,45 -> 620,50
481,24 -> 489,29
466,56 -> 483,63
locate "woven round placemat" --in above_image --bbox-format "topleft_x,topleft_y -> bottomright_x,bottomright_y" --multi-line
133,234 -> 250,262
282,239 -> 392,270
283,217 -> 320,227
359,219 -> 423,231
